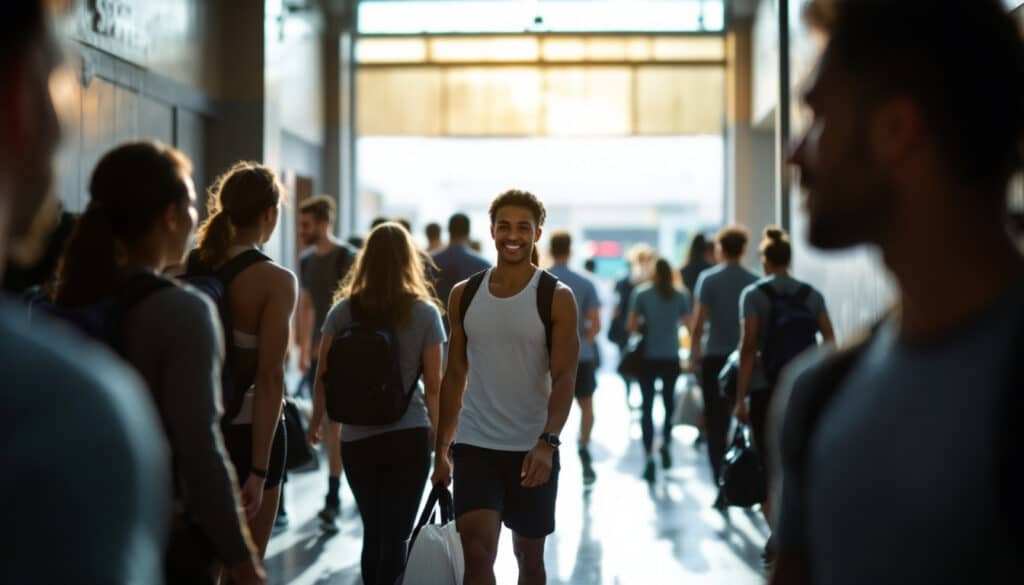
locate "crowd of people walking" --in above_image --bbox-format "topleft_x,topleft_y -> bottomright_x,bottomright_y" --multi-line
4,1 -> 1024,584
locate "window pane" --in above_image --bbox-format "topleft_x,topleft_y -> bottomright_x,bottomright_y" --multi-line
445,68 -> 542,135
543,67 -> 631,136
635,67 -> 724,134
357,68 -> 444,135
431,37 -> 540,62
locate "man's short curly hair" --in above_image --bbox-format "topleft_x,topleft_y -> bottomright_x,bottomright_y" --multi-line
488,189 -> 546,227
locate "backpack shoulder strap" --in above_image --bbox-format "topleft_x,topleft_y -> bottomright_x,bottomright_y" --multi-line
998,309 -> 1024,543
537,270 -> 558,355
780,323 -> 879,558
109,273 -> 177,351
757,281 -> 778,299
458,270 -> 488,342
794,283 -> 813,303
116,273 -> 177,313
217,249 -> 271,285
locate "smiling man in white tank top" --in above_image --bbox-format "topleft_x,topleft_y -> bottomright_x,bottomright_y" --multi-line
433,190 -> 580,585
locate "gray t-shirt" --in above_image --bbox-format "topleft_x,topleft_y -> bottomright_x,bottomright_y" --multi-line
322,298 -> 446,442
779,279 -> 1024,584
695,264 -> 760,357
549,264 -> 601,363
629,285 -> 691,360
741,274 -> 827,388
1,302 -> 168,584
122,285 -> 253,565
300,244 -> 354,342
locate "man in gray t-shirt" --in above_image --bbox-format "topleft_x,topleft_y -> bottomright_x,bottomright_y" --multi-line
688,226 -> 759,493
548,231 -> 602,483
296,196 -> 356,527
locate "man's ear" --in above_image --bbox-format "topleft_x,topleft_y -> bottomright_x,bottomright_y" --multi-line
163,203 -> 179,233
871,96 -> 924,166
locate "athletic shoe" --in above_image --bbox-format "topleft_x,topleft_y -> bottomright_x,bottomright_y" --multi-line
659,444 -> 673,469
713,491 -> 728,512
579,447 -> 597,484
643,458 -> 656,483
318,503 -> 341,533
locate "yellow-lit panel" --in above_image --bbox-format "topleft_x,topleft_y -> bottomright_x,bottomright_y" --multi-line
635,67 -> 724,135
651,37 -> 725,61
430,37 -> 540,62
356,38 -> 429,63
624,37 -> 653,61
445,68 -> 542,135
357,68 -> 444,135
542,37 -> 586,61
543,67 -> 631,136
584,38 -> 629,61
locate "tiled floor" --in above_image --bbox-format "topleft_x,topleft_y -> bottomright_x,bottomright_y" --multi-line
267,372 -> 769,584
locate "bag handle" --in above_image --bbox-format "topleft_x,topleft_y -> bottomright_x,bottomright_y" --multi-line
415,483 -> 454,530
410,483 -> 454,550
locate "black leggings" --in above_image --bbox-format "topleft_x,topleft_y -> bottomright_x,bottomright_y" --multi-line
637,359 -> 681,454
343,427 -> 431,585
701,355 -> 735,484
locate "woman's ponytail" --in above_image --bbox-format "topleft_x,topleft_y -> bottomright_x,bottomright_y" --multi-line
53,203 -> 122,307
195,209 -> 234,266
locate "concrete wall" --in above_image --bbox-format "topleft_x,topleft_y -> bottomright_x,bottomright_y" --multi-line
53,0 -> 339,270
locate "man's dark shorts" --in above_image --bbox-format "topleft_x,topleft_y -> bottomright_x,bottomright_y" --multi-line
453,443 -> 560,539
574,361 -> 597,400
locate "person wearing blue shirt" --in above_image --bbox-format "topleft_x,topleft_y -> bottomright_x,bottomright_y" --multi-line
548,231 -> 602,483
432,212 -> 491,326
628,258 -> 692,482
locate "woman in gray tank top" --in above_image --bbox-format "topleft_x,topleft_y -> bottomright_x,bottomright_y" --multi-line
307,223 -> 445,585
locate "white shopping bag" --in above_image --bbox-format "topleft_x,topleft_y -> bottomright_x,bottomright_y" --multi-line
403,485 -> 464,585
673,382 -> 704,428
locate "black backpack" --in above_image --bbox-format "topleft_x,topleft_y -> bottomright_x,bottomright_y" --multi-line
324,300 -> 419,425
759,282 -> 819,387
37,273 -> 174,355
458,269 -> 559,355
182,249 -> 271,422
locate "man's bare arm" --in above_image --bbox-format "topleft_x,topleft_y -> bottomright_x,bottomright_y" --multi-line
544,286 -> 580,436
435,283 -> 469,453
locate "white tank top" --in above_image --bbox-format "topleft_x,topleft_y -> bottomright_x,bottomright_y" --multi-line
456,268 -> 552,451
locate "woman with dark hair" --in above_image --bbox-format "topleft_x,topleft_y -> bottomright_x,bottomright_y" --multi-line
191,161 -> 297,561
680,233 -> 714,294
627,257 -> 692,482
53,142 -> 266,584
307,222 -> 445,585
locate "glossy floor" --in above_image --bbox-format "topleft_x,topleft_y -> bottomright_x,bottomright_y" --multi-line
267,372 -> 769,584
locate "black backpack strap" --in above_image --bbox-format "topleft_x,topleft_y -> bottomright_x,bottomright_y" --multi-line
537,270 -> 558,355
779,324 -> 877,561
458,270 -> 488,343
998,310 -> 1024,549
757,281 -> 778,299
794,283 -> 813,303
216,249 -> 271,285
116,273 -> 177,313
110,273 -> 177,351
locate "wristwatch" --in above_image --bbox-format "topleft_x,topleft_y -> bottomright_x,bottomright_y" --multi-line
539,433 -> 561,448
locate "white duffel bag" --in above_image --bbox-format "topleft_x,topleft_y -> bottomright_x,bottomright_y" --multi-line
401,484 -> 464,585
673,381 -> 705,428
